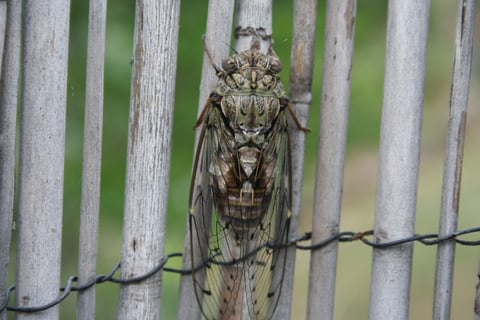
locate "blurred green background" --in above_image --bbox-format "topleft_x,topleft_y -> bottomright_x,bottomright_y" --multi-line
7,0 -> 480,319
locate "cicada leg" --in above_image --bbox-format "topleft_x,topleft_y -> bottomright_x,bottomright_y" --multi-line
280,97 -> 310,133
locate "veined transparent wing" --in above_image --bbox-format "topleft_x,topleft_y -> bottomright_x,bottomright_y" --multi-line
189,98 -> 292,320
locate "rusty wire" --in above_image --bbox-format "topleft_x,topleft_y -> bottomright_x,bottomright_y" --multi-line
1,226 -> 480,314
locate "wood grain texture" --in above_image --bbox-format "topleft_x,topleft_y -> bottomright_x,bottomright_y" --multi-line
118,0 -> 179,319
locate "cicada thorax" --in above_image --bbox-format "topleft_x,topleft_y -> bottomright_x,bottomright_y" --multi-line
210,92 -> 282,233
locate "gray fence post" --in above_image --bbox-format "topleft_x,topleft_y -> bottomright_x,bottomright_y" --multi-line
368,1 -> 430,319
286,0 -> 319,318
234,0 -> 272,52
476,258 -> 480,320
235,1 -> 302,319
433,0 -> 476,319
307,1 -> 356,319
0,2 -> 6,75
0,1 -> 21,320
76,0 -> 107,319
15,0 -> 71,319
117,0 -> 179,319
177,1 -> 234,319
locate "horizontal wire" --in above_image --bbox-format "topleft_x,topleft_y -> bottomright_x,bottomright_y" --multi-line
1,226 -> 480,313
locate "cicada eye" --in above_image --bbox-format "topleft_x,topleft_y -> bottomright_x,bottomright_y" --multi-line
269,57 -> 282,73
222,57 -> 237,72
267,47 -> 282,73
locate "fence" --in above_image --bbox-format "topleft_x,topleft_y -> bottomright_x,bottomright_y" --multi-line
0,0 -> 478,319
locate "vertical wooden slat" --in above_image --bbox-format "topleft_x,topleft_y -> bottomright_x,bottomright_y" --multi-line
369,1 -> 430,319
177,1 -> 234,319
117,0 -> 179,319
0,1 -> 6,75
433,1 -> 476,319
234,2 -> 274,318
15,0 -> 71,319
235,2 -> 294,319
234,0 -> 272,52
306,1 -> 356,319
476,258 -> 480,320
232,1 -> 312,318
0,1 -> 21,320
76,0 -> 107,319
197,1 -> 235,113
286,0 -> 319,319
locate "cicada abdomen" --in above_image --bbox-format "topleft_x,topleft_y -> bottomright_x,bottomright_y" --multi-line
189,39 -> 300,320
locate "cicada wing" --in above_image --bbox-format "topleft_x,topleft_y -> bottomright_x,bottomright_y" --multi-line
189,114 -> 214,317
267,117 -> 293,319
205,108 -> 292,320
190,104 -> 292,320
189,104 -> 240,319
248,110 -> 292,319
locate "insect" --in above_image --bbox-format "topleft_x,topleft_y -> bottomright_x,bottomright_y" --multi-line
189,37 -> 307,320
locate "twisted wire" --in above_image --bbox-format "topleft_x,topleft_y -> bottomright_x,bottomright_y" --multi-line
2,226 -> 480,313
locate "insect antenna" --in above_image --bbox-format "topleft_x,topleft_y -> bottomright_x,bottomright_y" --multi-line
201,35 -> 223,75
222,40 -> 238,55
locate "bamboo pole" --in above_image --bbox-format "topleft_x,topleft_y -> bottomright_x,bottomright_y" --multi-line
233,3 -> 274,318
284,0 -> 319,319
476,258 -> 480,320
368,1 -> 430,319
76,0 -> 107,319
197,1 -> 235,117
235,2 -> 277,319
232,1 -> 312,318
15,0 -> 70,319
0,2 -> 6,75
433,1 -> 476,319
117,0 -> 179,318
306,1 -> 356,319
234,0 -> 272,52
177,0 -> 234,319
0,1 -> 21,320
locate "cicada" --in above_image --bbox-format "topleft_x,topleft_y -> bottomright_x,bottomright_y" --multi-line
189,38 -> 306,320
